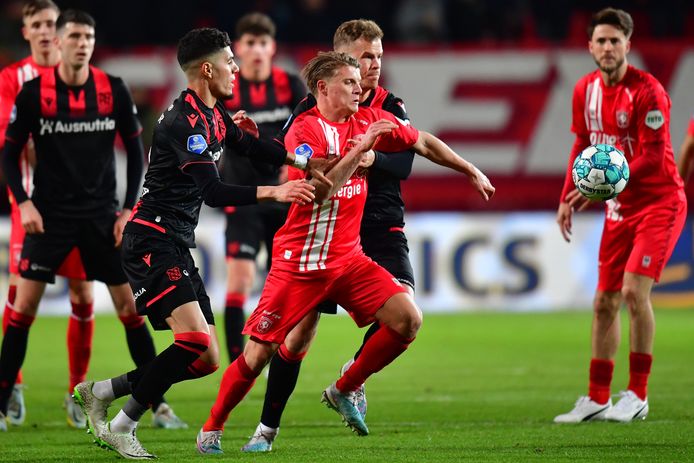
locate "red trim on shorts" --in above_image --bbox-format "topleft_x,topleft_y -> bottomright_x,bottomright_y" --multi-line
90,66 -> 113,115
389,227 -> 404,232
146,285 -> 176,307
133,218 -> 166,234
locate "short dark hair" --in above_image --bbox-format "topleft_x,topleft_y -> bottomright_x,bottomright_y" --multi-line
22,0 -> 59,19
302,51 -> 359,94
56,9 -> 96,30
333,19 -> 383,50
588,8 -> 634,39
235,12 -> 276,39
177,27 -> 232,71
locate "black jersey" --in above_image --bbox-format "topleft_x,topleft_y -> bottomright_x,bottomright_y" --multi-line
4,66 -> 141,218
126,89 -> 285,248
276,86 -> 414,229
221,67 -> 305,186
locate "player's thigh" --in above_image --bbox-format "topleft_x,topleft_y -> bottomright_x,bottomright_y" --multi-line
626,198 -> 687,282
284,310 -> 321,354
225,258 -> 256,293
121,232 -> 201,331
8,202 -> 25,276
361,228 -> 415,292
330,255 -> 409,328
374,291 -> 422,339
13,277 -> 48,316
243,268 -> 331,345
597,217 -> 635,292
166,301 -> 210,334
67,278 -> 93,304
19,217 -> 79,284
77,216 -> 128,286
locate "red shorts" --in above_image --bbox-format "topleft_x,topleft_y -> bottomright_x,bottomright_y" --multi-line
598,192 -> 687,291
8,199 -> 87,279
243,252 -> 408,344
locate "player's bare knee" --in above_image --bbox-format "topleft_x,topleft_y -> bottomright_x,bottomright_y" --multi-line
68,279 -> 93,304
243,339 -> 278,374
621,285 -> 649,313
593,291 -> 620,318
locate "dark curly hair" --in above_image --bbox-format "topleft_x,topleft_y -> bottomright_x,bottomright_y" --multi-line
177,28 -> 232,71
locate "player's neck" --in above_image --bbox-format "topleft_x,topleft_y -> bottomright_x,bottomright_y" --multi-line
600,62 -> 628,87
31,49 -> 60,68
188,80 -> 217,109
317,102 -> 352,123
240,64 -> 271,82
58,62 -> 89,86
359,88 -> 373,103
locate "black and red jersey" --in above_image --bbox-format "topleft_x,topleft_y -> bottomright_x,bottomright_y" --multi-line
4,65 -> 141,218
127,88 -> 286,248
276,86 -> 414,229
221,67 -> 305,186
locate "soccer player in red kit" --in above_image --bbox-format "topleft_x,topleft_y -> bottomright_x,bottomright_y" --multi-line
220,13 -> 306,363
554,8 -> 686,423
196,51 -> 494,454
676,114 -> 694,181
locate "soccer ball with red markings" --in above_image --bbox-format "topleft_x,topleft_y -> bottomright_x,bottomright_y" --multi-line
572,144 -> 630,200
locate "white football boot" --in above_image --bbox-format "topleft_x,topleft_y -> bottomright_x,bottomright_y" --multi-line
553,396 -> 612,423
604,390 -> 648,422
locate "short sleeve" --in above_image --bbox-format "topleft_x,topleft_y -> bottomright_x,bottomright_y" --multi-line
635,79 -> 670,144
113,77 -> 142,139
381,93 -> 410,122
371,108 -> 419,152
688,114 -> 694,137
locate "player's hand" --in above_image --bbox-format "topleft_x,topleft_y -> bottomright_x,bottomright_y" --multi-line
19,200 -> 44,234
358,150 -> 376,168
356,120 -> 397,153
232,110 -> 259,138
467,166 -> 495,201
113,209 -> 131,248
556,200 -> 574,242
271,179 -> 315,204
566,188 -> 592,212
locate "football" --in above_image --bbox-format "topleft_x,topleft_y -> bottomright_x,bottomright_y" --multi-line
572,144 -> 630,200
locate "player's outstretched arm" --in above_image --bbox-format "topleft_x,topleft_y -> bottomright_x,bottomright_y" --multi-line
309,119 -> 397,203
412,131 -> 495,200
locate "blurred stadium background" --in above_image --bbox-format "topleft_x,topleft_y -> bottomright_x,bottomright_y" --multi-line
1,0 -> 694,313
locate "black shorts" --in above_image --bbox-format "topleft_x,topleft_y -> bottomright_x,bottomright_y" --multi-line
121,232 -> 214,331
225,202 -> 289,269
316,226 -> 414,314
19,215 -> 127,285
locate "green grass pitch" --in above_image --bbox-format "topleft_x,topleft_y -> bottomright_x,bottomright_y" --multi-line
1,309 -> 693,462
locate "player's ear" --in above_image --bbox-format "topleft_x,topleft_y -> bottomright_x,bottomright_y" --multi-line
624,39 -> 631,54
21,25 -> 29,41
317,79 -> 328,96
201,61 -> 213,79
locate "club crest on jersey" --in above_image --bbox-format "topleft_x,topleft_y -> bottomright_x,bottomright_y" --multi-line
187,134 -> 208,154
616,110 -> 629,128
9,105 -> 17,123
645,110 -> 664,130
294,143 -> 314,158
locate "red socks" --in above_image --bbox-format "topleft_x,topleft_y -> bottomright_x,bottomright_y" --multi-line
336,326 -> 414,393
203,355 -> 258,431
588,358 -> 614,405
67,302 -> 94,391
628,352 -> 652,400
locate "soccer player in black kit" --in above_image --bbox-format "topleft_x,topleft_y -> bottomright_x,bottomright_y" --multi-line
72,27 -> 316,459
242,19 -> 479,451
0,9 -> 182,431
221,13 -> 306,363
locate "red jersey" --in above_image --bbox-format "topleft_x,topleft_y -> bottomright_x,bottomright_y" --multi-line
274,106 -> 419,272
561,65 -> 684,214
0,56 -> 55,199
688,113 -> 694,137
